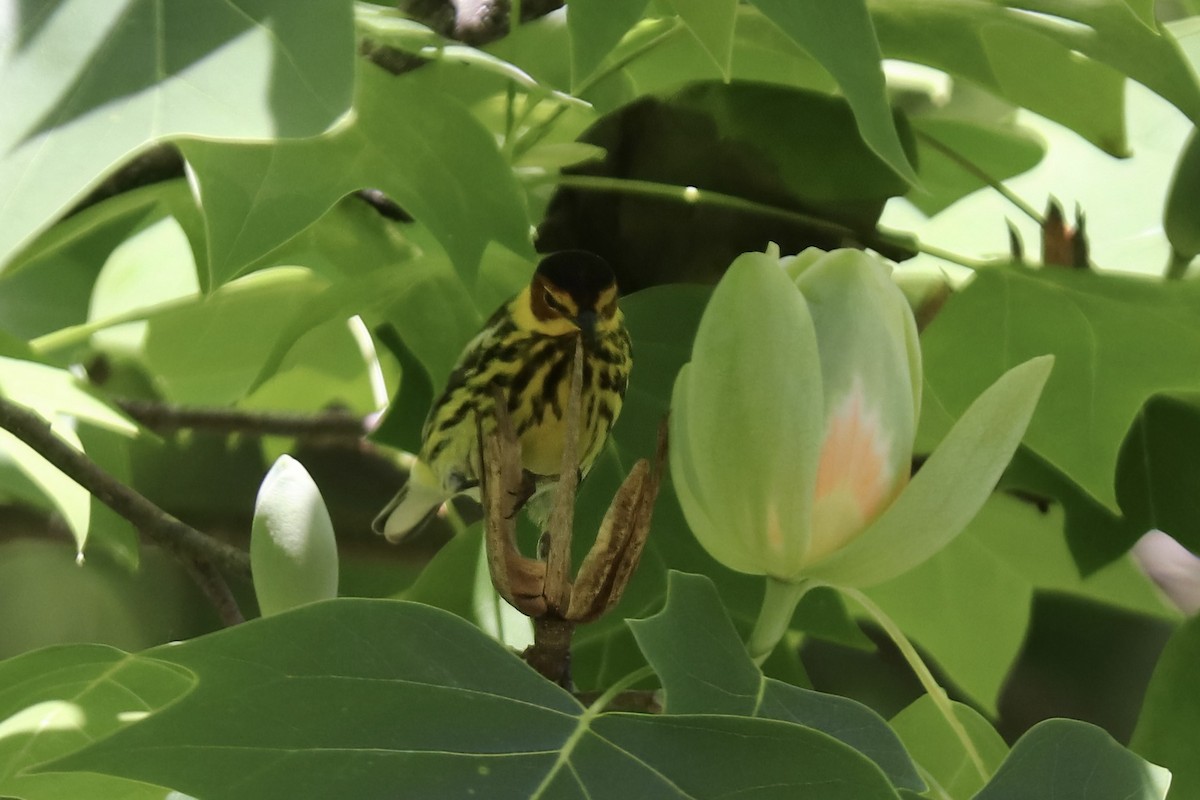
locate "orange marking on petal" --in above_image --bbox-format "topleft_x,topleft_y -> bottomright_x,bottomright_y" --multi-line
815,381 -> 894,518
807,380 -> 901,562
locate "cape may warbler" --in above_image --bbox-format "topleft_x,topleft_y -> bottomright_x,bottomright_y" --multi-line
374,251 -> 632,541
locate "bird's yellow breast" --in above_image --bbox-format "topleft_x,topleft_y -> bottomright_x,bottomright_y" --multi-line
420,291 -> 631,494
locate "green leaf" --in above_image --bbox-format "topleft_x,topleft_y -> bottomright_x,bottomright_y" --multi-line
1165,128 -> 1200,261
181,62 -> 532,287
664,0 -> 738,78
75,422 -> 140,570
978,719 -> 1170,800
4,772 -> 185,800
583,713 -> 904,799
1116,395 -> 1200,557
0,357 -> 136,436
805,356 -> 1053,588
980,492 -> 1172,619
0,184 -> 166,343
251,455 -> 339,617
866,490 -> 1173,713
749,0 -> 916,183
756,680 -> 922,793
907,118 -> 1045,216
0,0 -> 354,271
4,771 -> 185,800
873,0 -> 1200,157
1132,614 -> 1200,799
0,421 -> 90,553
877,9 -> 1108,154
616,8 -> 838,98
242,315 -> 378,421
244,266 -> 407,397
401,525 -> 485,616
140,268 -> 329,405
566,0 -> 650,89
629,572 -> 924,792
371,324 -> 437,455
86,216 -> 202,357
628,571 -> 762,716
865,529 -> 1033,714
536,83 -> 917,291
47,599 -> 906,799
1003,448 -> 1145,575
674,82 -> 914,216
921,265 -> 1200,512
890,695 -> 1009,800
0,644 -> 194,791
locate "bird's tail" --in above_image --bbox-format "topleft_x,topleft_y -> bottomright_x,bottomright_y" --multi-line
372,461 -> 448,544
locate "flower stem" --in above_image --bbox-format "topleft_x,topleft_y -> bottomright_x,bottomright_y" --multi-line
842,587 -> 989,783
747,577 -> 815,665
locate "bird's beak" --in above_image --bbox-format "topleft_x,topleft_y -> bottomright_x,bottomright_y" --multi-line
574,310 -> 598,345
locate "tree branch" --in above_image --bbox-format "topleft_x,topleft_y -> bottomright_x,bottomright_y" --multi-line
179,556 -> 246,627
114,398 -> 368,440
404,0 -> 564,46
0,397 -> 252,586
365,0 -> 565,76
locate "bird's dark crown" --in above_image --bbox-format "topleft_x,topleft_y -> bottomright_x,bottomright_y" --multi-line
535,251 -> 615,307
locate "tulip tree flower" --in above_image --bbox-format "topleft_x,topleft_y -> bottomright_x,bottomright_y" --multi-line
670,248 -> 1052,661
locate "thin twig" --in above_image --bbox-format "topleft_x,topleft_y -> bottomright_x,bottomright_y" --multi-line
0,397 -> 252,582
114,399 -> 368,439
843,587 -> 989,782
527,173 -> 946,266
573,689 -> 662,714
543,338 -> 585,613
180,557 -> 245,626
914,129 -> 1044,225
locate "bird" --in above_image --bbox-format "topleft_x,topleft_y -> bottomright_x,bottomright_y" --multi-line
373,250 -> 632,543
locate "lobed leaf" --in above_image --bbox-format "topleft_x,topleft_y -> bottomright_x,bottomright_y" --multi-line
1132,614 -> 1200,800
664,0 -> 738,78
750,0 -> 916,183
920,265 -> 1200,513
45,599 -> 907,799
890,695 -> 1009,799
978,719 -> 1170,800
567,0 -> 651,89
0,0 -> 354,272
629,572 -> 924,792
182,62 -> 532,288
0,644 -> 194,793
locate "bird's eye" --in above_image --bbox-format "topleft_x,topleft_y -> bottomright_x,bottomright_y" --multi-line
543,289 -> 566,314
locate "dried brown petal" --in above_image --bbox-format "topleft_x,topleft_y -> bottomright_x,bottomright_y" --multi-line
479,393 -> 547,616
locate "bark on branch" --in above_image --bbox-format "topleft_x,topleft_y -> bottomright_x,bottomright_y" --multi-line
114,398 -> 368,440
0,397 -> 250,625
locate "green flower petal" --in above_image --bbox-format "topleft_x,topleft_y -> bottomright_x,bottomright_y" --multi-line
673,252 -> 825,577
795,250 -> 918,488
804,355 -> 1053,588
